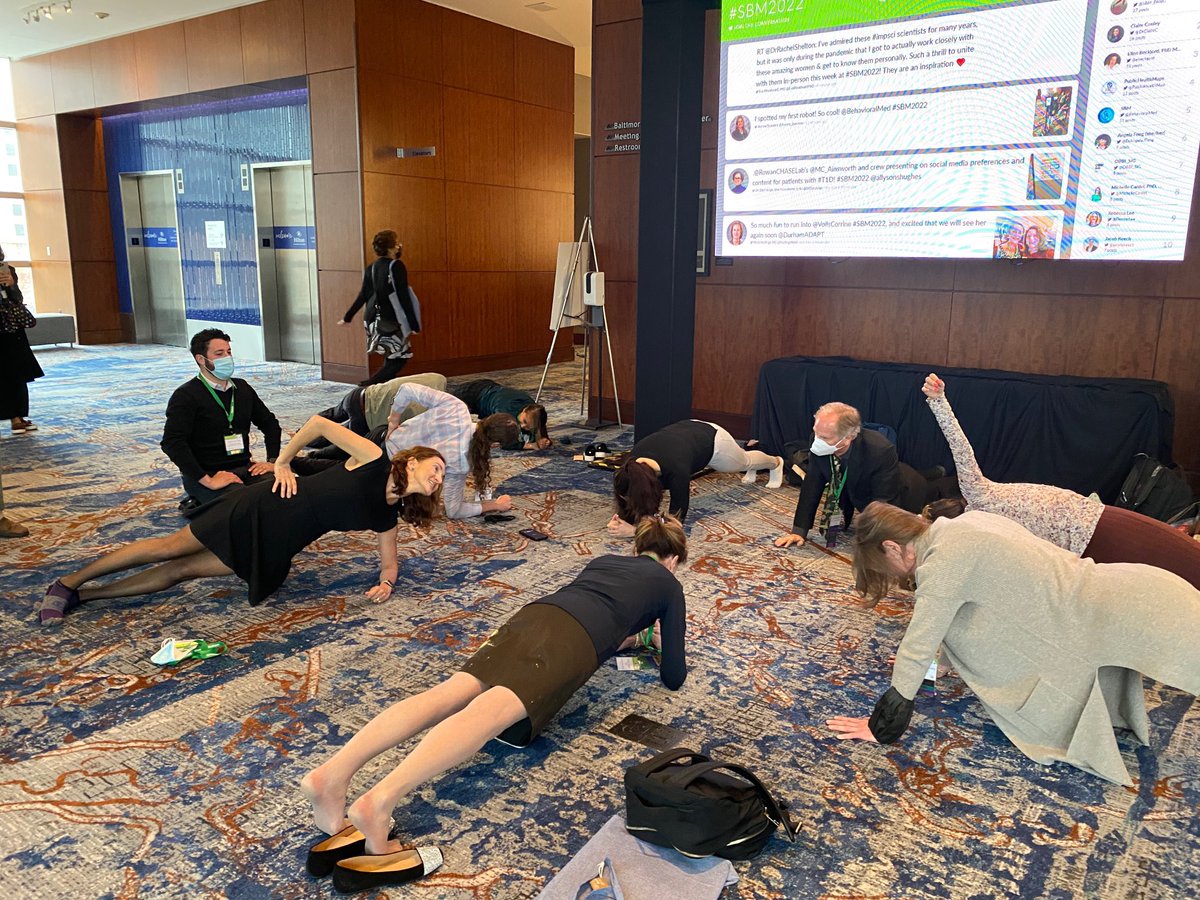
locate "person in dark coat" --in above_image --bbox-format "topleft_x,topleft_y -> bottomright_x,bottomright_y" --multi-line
775,401 -> 957,548
0,255 -> 43,436
339,230 -> 420,386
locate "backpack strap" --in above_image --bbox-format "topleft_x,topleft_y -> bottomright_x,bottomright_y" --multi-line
666,760 -> 799,843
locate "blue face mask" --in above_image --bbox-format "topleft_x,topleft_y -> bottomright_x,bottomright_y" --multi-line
209,356 -> 235,380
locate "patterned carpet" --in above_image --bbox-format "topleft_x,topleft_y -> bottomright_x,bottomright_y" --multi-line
0,344 -> 1197,899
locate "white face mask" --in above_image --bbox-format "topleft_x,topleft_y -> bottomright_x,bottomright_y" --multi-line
810,435 -> 844,457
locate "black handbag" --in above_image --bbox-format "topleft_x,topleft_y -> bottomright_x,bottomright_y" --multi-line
0,287 -> 35,334
624,748 -> 799,860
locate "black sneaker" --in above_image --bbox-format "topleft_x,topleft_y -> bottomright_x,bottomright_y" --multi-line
583,443 -> 597,462
594,442 -> 609,459
178,496 -> 201,514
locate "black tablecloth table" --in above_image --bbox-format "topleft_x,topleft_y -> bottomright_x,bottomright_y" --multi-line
750,356 -> 1173,503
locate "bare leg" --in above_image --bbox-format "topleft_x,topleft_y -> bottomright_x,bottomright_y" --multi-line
301,672 -> 487,836
78,549 -> 233,602
347,684 -> 527,853
61,526 -> 208,591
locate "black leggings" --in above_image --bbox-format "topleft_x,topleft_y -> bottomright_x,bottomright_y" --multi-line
363,355 -> 408,386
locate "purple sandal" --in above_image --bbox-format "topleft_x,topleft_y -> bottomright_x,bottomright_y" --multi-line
40,579 -> 81,626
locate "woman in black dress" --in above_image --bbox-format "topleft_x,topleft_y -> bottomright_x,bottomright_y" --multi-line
0,253 -> 43,435
299,516 -> 689,892
39,417 -> 446,625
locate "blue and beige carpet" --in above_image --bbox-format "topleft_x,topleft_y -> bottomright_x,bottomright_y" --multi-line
0,345 -> 1197,899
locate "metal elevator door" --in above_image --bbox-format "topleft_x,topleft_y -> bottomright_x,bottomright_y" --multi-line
254,164 -> 319,364
121,172 -> 187,348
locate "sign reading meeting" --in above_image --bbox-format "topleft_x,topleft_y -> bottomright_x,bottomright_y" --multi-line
717,0 -> 1200,260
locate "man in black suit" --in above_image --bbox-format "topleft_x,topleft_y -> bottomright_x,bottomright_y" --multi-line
775,402 -> 956,548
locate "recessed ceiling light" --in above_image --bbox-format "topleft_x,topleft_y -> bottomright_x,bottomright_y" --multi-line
525,2 -> 557,11
95,10 -> 109,18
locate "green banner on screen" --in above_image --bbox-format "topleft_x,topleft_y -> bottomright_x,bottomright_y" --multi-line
722,0 -> 1014,41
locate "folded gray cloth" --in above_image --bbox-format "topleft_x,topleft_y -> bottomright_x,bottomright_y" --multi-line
537,814 -> 737,900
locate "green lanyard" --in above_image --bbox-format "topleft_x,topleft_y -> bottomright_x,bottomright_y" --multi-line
197,374 -> 236,431
828,455 -> 848,506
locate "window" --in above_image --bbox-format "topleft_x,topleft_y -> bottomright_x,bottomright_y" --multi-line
0,58 -> 29,311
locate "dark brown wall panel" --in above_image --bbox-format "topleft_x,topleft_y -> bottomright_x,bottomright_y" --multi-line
513,190 -> 573,273
947,293 -> 1161,379
134,23 -> 189,100
359,71 -> 445,179
90,36 -> 140,108
595,0 -> 644,26
405,272 -> 449,361
1154,298 -> 1200,473
57,115 -> 106,192
357,0 -> 445,83
445,272 -> 518,357
17,117 -> 63,192
514,32 -> 574,112
953,257 -> 1167,298
362,171 -> 448,273
309,68 -> 360,174
514,104 -> 574,194
305,0 -> 356,74
592,154 -> 639,282
185,11 -> 246,92
442,89 -> 516,187
12,56 -> 55,120
445,182 -> 517,272
63,190 -> 114,262
241,0 -> 307,83
50,45 -> 95,113
693,285 -> 788,413
442,9 -> 515,99
70,260 -> 122,340
593,19 -> 641,143
314,172 -> 364,272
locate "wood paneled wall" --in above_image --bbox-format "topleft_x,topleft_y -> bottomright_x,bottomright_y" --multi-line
14,0 -> 574,381
353,0 -> 576,378
592,1 -> 1200,481
12,0 -> 351,351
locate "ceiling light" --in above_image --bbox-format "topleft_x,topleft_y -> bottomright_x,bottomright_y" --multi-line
525,2 -> 557,10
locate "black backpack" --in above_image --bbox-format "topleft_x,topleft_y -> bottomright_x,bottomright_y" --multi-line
624,748 -> 798,860
1115,454 -> 1195,522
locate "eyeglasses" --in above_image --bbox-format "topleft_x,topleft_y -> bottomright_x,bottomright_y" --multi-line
575,857 -> 624,900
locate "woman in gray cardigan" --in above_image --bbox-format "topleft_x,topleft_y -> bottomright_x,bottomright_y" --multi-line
827,501 -> 1200,785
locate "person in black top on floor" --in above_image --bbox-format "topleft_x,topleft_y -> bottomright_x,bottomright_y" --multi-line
39,419 -> 447,625
775,401 -> 958,548
161,329 -> 282,509
339,230 -> 420,386
299,515 -> 689,878
607,419 -> 784,537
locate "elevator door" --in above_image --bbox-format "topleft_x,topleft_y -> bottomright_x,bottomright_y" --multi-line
254,164 -> 319,364
121,172 -> 187,348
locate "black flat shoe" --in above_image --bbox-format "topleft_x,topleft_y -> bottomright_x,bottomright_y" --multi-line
306,825 -> 405,878
332,846 -> 444,893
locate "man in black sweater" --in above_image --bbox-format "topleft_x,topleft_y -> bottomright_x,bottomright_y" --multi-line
161,329 -> 282,510
775,401 -> 957,548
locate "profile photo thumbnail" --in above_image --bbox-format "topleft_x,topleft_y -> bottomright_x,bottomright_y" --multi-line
1107,25 -> 1123,43
727,220 -> 747,246
1104,53 -> 1121,69
729,169 -> 748,193
730,115 -> 751,142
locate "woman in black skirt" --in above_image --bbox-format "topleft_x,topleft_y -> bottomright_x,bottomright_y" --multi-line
0,255 -> 43,435
299,516 -> 689,892
39,417 -> 446,625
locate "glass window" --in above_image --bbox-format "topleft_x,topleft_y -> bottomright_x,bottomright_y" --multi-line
9,265 -> 34,310
0,128 -> 19,191
0,198 -> 29,260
